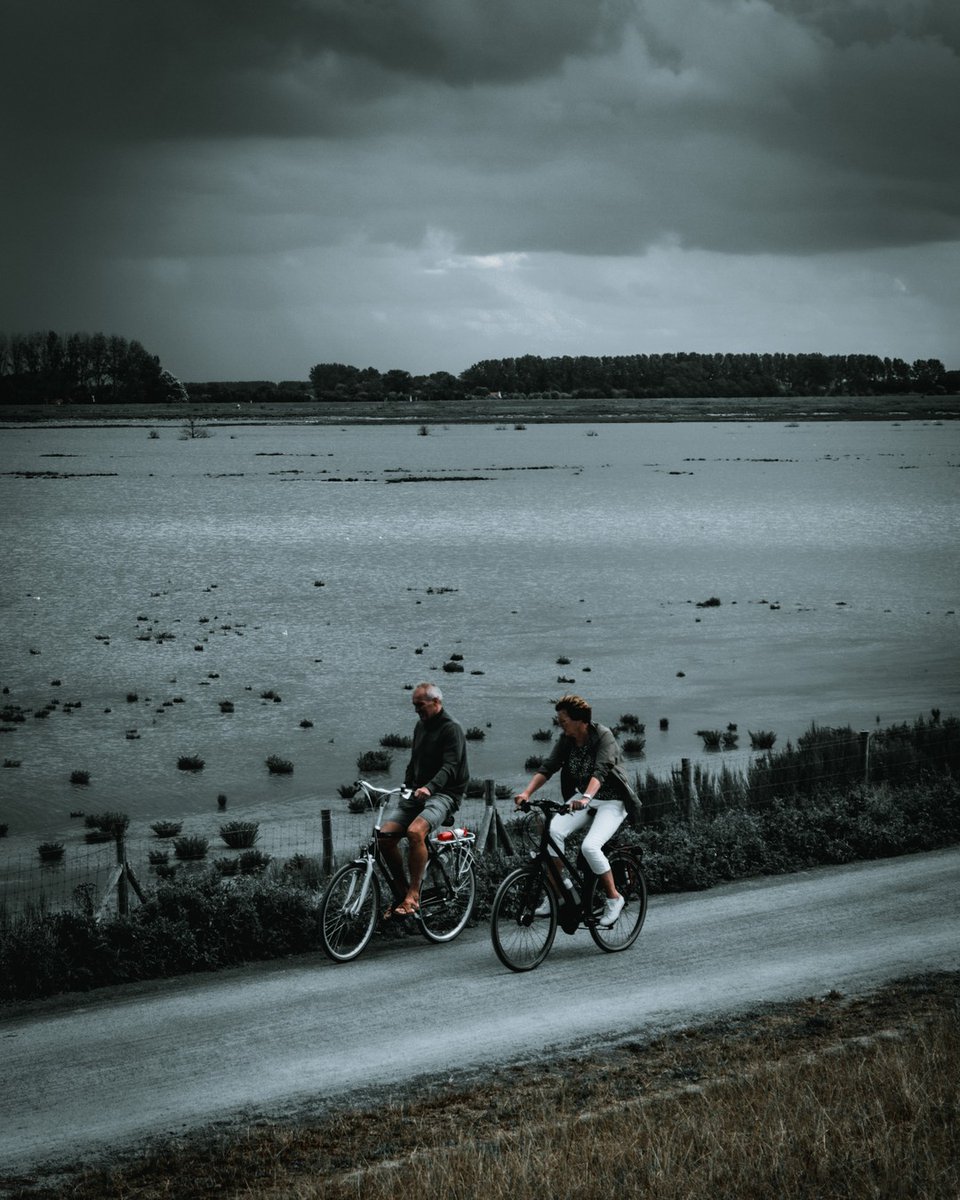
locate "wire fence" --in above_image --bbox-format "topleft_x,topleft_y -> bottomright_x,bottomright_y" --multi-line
0,795 -> 504,922
3,717 -> 958,922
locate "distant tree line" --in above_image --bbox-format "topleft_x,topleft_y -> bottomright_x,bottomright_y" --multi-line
309,352 -> 954,401
0,331 -> 186,405
2,334 -> 955,406
308,363 -> 466,403
458,352 -> 952,399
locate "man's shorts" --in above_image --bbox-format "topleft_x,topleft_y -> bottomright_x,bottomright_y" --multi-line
382,790 -> 457,832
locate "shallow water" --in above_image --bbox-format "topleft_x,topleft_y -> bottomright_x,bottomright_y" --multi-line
1,418 -> 958,863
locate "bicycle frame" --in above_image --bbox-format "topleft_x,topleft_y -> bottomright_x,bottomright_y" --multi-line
351,779 -> 475,912
522,798 -> 594,922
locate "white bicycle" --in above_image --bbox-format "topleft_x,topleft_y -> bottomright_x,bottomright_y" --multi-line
318,781 -> 477,962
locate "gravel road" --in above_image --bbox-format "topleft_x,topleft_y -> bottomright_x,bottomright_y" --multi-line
2,846 -> 958,1177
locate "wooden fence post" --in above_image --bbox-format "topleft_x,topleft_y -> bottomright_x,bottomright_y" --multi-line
858,731 -> 871,785
476,778 -> 515,856
321,809 -> 334,876
96,831 -> 146,922
116,830 -> 128,916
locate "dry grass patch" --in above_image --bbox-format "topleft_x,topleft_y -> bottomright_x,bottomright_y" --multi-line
4,973 -> 957,1200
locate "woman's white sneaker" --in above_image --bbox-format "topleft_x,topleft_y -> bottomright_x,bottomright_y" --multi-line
599,894 -> 625,927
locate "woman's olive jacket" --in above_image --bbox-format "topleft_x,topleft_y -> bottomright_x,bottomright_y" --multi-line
538,722 -> 641,824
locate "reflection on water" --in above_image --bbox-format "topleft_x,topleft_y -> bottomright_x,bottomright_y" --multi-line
1,420 -> 958,854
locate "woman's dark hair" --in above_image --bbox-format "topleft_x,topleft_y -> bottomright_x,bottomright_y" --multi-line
555,693 -> 592,724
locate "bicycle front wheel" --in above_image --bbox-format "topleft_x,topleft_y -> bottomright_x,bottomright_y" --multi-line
587,849 -> 647,953
490,867 -> 557,972
318,863 -> 380,962
419,850 -> 476,944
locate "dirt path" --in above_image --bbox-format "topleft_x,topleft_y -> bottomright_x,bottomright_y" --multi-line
1,847 -> 958,1179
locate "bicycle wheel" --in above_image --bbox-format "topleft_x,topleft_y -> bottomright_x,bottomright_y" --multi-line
587,849 -> 647,953
419,848 -> 476,944
490,867 -> 557,972
318,863 -> 380,962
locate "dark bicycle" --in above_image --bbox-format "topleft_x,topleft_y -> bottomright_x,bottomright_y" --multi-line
318,780 -> 477,962
490,797 -> 647,972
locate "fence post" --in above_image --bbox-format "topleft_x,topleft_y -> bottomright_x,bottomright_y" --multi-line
115,830 -> 128,917
321,809 -> 334,875
476,778 -> 515,856
858,731 -> 871,785
97,830 -> 144,922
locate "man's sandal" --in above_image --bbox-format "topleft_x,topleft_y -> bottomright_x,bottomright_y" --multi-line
393,896 -> 420,916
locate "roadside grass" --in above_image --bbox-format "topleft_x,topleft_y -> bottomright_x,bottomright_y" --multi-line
3,973 -> 957,1200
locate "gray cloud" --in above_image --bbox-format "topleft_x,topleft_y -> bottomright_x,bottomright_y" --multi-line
1,0 -> 957,377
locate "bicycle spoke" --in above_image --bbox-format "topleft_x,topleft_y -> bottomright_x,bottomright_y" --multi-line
318,863 -> 379,962
420,847 -> 476,943
588,850 -> 647,953
490,868 -> 557,971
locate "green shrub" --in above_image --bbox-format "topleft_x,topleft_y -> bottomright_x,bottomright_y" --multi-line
37,841 -> 65,862
151,820 -> 183,838
357,749 -> 392,773
177,755 -> 205,772
70,769 -> 91,785
238,850 -> 271,875
219,821 -> 259,849
173,835 -> 209,861
282,854 -> 325,890
749,730 -> 777,750
380,733 -> 413,749
465,727 -> 486,741
266,755 -> 294,775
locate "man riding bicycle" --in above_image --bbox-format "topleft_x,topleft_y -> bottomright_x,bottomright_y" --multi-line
378,682 -> 470,917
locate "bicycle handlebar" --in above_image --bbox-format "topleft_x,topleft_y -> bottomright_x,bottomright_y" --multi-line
355,780 -> 413,805
516,797 -> 571,815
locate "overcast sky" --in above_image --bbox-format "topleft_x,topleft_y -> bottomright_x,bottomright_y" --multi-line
3,0 -> 958,381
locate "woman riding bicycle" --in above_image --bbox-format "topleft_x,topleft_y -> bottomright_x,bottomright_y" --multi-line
515,694 -> 640,928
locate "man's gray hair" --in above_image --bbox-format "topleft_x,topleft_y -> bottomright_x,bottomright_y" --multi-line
416,681 -> 443,702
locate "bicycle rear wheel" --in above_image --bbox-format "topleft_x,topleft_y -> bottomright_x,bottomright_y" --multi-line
419,848 -> 476,943
587,849 -> 647,953
318,863 -> 380,962
490,867 -> 557,972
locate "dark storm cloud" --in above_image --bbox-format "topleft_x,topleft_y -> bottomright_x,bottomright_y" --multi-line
2,0 -> 958,378
4,0 -> 958,256
4,0 -> 632,140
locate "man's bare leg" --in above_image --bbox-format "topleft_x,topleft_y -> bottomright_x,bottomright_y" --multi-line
397,816 -> 431,912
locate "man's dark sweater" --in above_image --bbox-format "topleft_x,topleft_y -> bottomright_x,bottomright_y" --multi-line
404,708 -> 469,808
